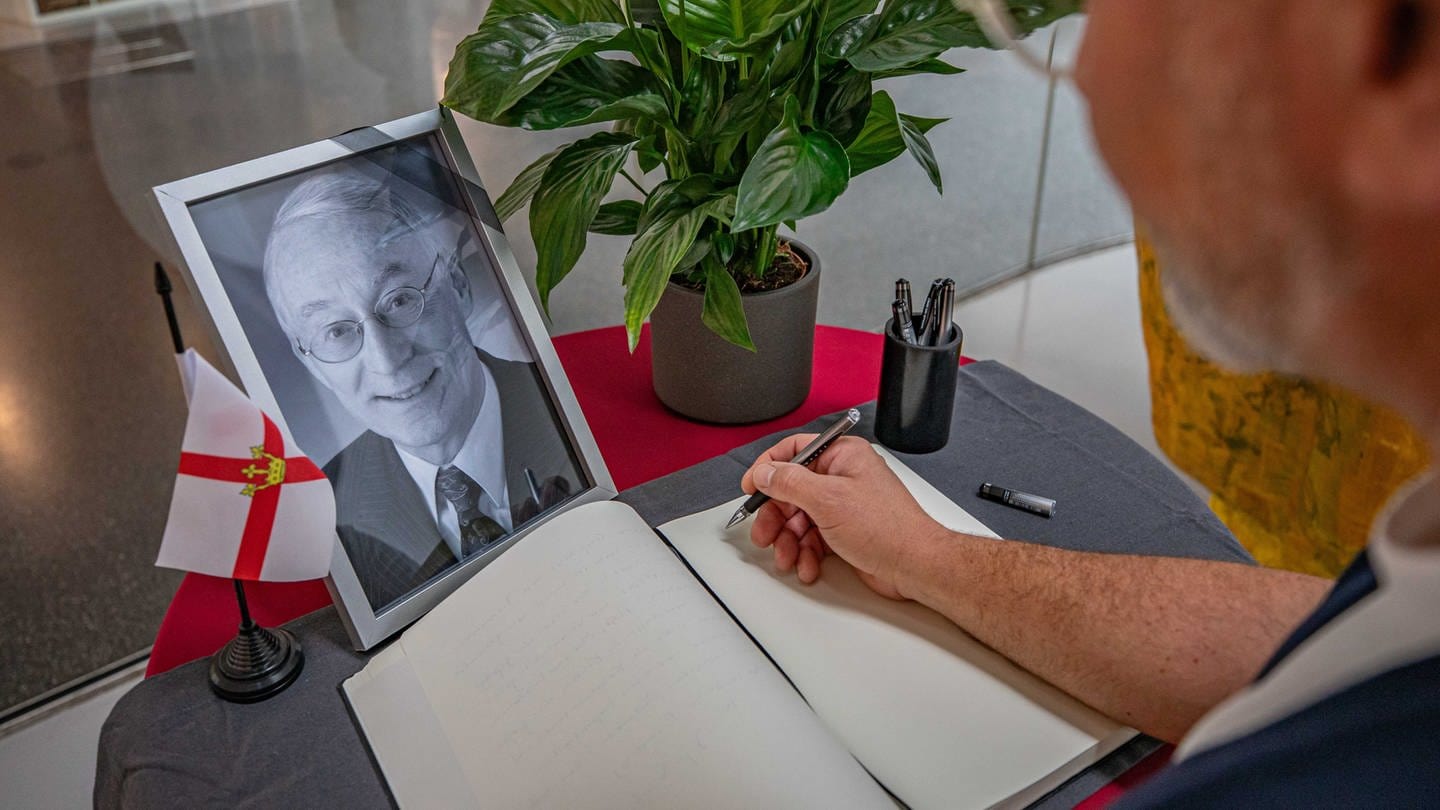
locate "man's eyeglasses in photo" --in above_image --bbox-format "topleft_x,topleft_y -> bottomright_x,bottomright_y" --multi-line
296,251 -> 455,364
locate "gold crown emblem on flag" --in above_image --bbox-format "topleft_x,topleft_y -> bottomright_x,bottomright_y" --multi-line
239,445 -> 287,497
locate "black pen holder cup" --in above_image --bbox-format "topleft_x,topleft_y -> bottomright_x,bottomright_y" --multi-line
875,317 -> 963,454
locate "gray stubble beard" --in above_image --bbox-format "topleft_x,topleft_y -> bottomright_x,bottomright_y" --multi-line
1141,10 -> 1347,381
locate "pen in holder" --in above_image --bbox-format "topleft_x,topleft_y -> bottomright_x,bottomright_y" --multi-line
876,316 -> 963,454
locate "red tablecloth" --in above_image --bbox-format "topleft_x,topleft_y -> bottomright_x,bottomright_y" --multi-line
146,325 -> 917,677
558,324 -> 916,490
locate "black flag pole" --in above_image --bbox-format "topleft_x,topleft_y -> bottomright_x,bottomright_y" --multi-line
154,261 -> 304,703
154,262 -> 185,354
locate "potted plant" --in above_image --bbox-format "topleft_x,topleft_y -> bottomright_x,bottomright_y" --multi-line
444,0 -> 1078,422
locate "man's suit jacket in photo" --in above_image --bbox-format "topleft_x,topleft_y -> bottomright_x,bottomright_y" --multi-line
323,350 -> 583,610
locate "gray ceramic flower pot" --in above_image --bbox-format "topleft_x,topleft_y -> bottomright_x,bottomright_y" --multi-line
650,241 -> 820,424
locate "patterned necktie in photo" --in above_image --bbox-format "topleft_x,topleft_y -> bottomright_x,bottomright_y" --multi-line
435,465 -> 507,557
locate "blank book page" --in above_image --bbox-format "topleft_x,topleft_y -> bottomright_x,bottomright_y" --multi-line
354,500 -> 893,809
662,447 -> 1132,810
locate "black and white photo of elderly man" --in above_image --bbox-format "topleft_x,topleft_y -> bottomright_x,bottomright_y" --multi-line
262,167 -> 583,610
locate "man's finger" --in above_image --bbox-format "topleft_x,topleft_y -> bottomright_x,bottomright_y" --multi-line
809,435 -> 878,476
773,500 -> 802,521
740,434 -> 819,493
773,530 -> 800,573
751,500 -> 789,548
752,460 -> 835,514
797,545 -> 821,584
783,508 -> 811,540
797,527 -> 826,584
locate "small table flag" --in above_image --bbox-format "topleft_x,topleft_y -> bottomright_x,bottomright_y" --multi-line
157,349 -> 336,582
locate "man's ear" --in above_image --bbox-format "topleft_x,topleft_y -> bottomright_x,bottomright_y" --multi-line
447,255 -> 474,315
1341,0 -> 1440,211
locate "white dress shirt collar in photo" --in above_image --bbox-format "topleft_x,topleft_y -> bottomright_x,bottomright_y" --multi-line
395,359 -> 511,561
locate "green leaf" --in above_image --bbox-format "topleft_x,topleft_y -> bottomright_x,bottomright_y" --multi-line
614,25 -> 676,94
844,90 -> 946,179
494,148 -> 562,221
444,15 -> 630,121
680,57 -> 726,136
677,236 -> 713,271
872,57 -> 965,79
707,76 -> 772,141
525,91 -> 666,130
701,257 -> 755,350
902,111 -> 949,132
843,90 -> 903,176
732,97 -> 850,232
496,20 -> 629,113
841,0 -> 1079,71
820,0 -> 881,42
900,113 -> 944,194
714,231 -> 736,264
635,132 -> 667,173
846,1 -> 986,71
627,180 -> 729,269
633,176 -> 724,242
659,0 -> 811,54
529,131 -> 638,312
589,199 -> 644,234
482,0 -> 623,25
816,68 -> 872,145
623,195 -> 732,350
631,180 -> 683,249
822,13 -> 878,61
765,27 -> 809,88
494,57 -> 664,130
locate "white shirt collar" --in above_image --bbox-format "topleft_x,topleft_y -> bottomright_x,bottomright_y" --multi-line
1176,473 -> 1440,760
394,359 -> 511,560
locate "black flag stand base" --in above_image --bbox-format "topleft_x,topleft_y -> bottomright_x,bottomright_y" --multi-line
209,580 -> 304,703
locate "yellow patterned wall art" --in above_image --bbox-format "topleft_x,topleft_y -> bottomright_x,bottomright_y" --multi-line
1137,234 -> 1429,577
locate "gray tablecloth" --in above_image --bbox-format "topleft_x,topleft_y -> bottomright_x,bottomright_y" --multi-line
96,361 -> 1250,808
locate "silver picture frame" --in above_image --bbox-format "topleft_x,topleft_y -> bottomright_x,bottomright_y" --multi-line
153,107 -> 617,650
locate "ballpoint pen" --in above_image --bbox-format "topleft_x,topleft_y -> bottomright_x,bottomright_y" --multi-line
918,279 -> 944,345
916,288 -> 935,345
892,298 -> 919,344
725,408 -> 862,529
938,279 -> 955,344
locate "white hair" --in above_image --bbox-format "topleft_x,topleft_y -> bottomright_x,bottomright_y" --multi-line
264,168 -> 444,263
262,167 -> 452,335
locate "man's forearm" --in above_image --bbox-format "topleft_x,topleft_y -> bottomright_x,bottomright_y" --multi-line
899,530 -> 1332,743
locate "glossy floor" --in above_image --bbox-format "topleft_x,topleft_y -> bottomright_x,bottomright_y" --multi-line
0,0 -> 1130,714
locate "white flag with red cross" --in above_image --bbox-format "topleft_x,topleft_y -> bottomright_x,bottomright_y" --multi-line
156,349 -> 336,581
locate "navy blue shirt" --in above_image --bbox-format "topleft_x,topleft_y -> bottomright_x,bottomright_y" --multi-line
1115,551 -> 1440,807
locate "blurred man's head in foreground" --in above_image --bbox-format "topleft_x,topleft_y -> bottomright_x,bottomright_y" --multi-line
1076,0 -> 1440,436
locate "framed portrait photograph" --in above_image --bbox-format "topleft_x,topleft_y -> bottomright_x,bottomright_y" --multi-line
154,108 -> 617,649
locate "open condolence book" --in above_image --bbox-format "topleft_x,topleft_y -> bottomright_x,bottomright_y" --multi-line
343,448 -> 1133,809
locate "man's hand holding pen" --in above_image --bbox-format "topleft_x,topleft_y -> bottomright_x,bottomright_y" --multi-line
738,435 -> 951,601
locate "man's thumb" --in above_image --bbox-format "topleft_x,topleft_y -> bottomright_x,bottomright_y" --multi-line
754,461 -> 826,506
